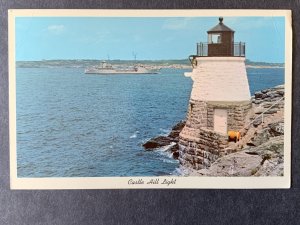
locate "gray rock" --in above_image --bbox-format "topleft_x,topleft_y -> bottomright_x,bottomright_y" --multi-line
277,90 -> 284,96
268,121 -> 284,136
254,159 -> 284,176
143,120 -> 185,161
266,92 -> 276,98
252,116 -> 262,127
254,136 -> 284,157
168,120 -> 186,139
254,106 -> 265,114
273,93 -> 282,98
264,109 -> 278,114
254,100 -> 263,104
203,152 -> 262,176
193,136 -> 284,177
247,128 -> 270,146
172,151 -> 179,159
261,94 -> 268,99
143,136 -> 173,149
255,91 -> 263,98
251,136 -> 284,176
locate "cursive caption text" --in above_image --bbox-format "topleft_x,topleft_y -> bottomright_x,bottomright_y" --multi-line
128,178 -> 176,186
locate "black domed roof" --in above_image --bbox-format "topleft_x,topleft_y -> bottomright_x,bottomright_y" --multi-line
207,17 -> 234,33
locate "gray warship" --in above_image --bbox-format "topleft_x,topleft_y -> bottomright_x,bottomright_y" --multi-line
85,60 -> 159,74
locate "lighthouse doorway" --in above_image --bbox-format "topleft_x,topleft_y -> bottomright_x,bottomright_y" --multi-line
213,109 -> 228,135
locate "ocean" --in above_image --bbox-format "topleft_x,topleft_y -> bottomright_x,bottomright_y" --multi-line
16,67 -> 284,177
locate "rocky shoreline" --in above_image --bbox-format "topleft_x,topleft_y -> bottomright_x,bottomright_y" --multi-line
143,85 -> 285,176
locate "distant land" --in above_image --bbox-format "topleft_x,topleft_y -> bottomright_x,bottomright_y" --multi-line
16,59 -> 284,69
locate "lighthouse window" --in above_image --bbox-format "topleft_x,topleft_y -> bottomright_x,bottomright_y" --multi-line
208,33 -> 222,44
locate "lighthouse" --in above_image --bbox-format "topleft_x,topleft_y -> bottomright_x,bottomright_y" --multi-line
179,17 -> 252,170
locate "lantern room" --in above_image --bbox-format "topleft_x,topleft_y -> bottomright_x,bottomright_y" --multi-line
207,17 -> 234,56
194,17 -> 245,58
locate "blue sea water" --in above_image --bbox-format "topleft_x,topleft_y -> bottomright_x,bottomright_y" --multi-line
16,67 -> 284,177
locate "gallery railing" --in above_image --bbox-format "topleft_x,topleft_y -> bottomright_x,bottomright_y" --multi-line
196,42 -> 246,57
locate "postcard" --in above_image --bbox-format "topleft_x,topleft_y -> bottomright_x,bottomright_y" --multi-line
9,9 -> 292,189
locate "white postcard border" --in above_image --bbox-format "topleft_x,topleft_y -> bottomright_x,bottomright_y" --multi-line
9,9 -> 292,189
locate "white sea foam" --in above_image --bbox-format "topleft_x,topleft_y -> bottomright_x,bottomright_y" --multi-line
161,158 -> 178,164
156,142 -> 178,164
157,149 -> 173,159
172,168 -> 184,176
159,128 -> 171,135
130,131 -> 139,139
172,166 -> 189,176
130,134 -> 137,139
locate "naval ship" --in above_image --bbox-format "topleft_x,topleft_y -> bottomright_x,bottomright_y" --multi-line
84,60 -> 159,74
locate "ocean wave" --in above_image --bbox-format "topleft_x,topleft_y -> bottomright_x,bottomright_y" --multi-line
156,142 -> 178,162
156,149 -> 173,159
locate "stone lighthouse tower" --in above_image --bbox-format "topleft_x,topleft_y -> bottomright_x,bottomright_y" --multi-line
179,17 -> 252,170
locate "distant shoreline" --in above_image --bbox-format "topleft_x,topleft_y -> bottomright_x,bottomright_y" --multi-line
16,59 -> 284,69
245,65 -> 284,69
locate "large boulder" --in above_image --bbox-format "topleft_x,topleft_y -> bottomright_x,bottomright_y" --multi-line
247,128 -> 270,147
143,136 -> 173,149
199,152 -> 262,176
246,136 -> 284,157
254,158 -> 284,176
246,136 -> 284,176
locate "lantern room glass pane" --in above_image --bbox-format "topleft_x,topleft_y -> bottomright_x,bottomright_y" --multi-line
208,33 -> 222,44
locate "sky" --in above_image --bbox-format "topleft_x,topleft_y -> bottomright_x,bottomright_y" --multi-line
15,16 -> 285,63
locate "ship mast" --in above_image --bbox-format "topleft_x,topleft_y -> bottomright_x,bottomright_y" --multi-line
132,52 -> 137,64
